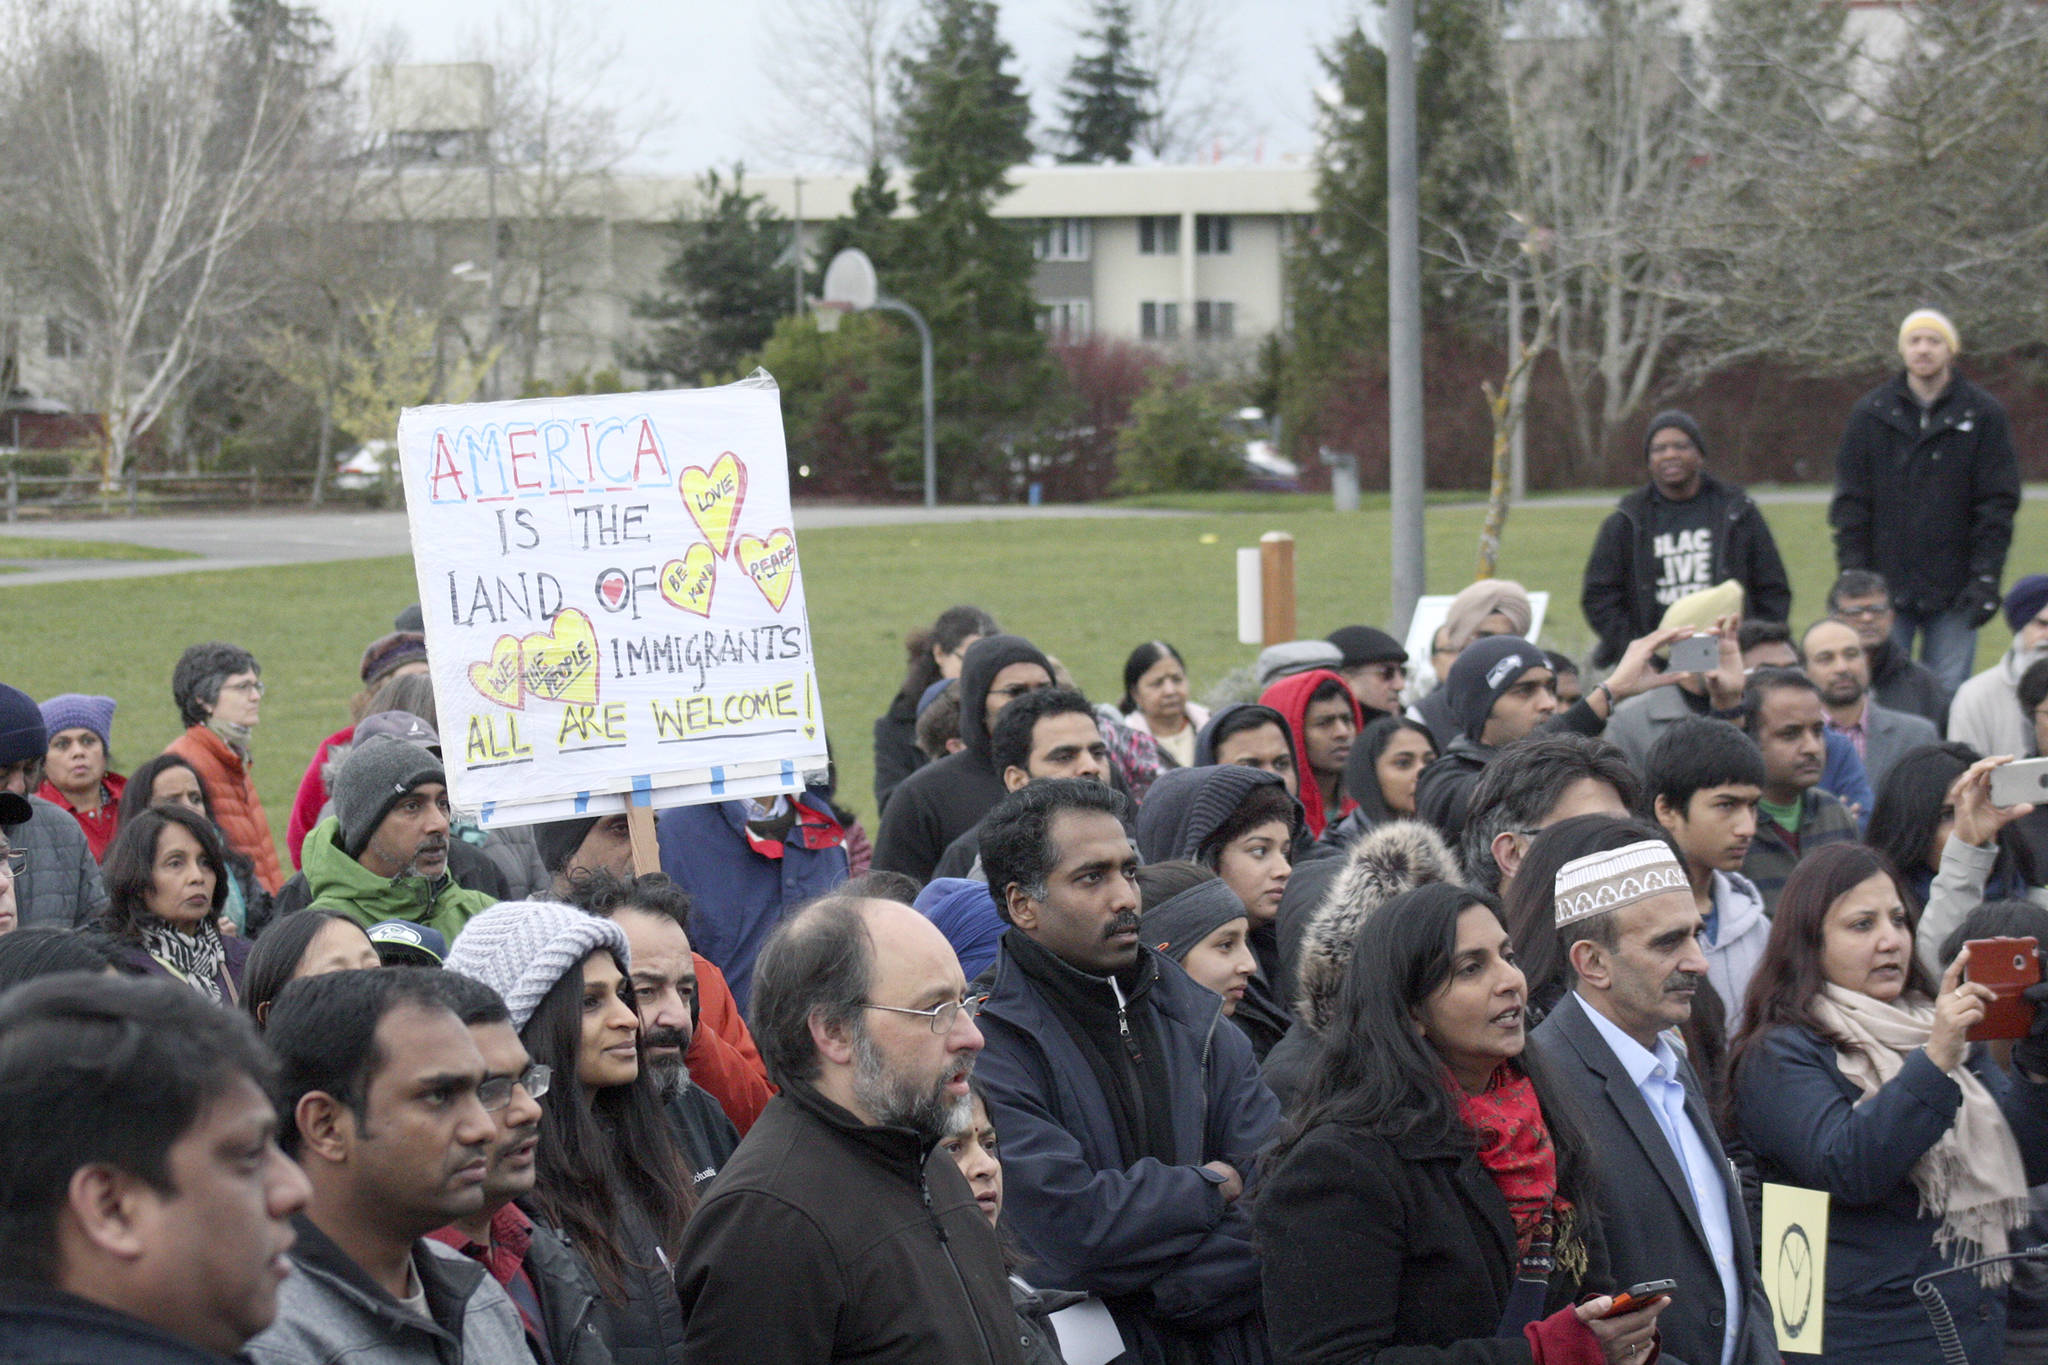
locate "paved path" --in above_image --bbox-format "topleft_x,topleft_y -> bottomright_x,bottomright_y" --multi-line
0,503 -> 1195,587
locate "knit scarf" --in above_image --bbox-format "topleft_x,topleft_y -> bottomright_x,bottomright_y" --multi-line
1811,984 -> 2030,1285
205,716 -> 254,757
140,917 -> 229,1004
1457,1062 -> 1585,1281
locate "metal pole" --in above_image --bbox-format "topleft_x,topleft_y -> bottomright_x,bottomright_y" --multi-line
1386,0 -> 1427,636
877,297 -> 937,509
793,175 -> 805,317
1508,269 -> 1526,502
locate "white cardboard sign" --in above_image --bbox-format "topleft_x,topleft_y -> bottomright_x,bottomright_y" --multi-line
396,373 -> 828,827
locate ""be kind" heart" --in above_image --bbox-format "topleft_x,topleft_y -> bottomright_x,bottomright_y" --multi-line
658,544 -> 717,617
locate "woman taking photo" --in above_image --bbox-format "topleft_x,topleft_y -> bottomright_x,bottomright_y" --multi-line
1321,715 -> 1437,852
1119,641 -> 1209,770
873,605 -> 999,815
448,900 -> 696,1365
1730,843 -> 2048,1364
98,805 -> 249,1004
1257,881 -> 1666,1363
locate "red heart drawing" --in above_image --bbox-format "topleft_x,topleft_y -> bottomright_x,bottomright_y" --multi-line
599,572 -> 628,609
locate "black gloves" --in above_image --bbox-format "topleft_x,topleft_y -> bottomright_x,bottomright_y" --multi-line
2013,981 -> 2048,1080
1956,576 -> 2004,630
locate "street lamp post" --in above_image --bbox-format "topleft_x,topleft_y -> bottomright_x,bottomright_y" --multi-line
819,248 -> 937,510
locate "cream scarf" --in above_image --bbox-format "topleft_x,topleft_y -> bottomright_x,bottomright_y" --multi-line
1812,983 -> 2030,1284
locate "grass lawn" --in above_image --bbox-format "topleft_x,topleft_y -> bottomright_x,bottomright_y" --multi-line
0,534 -> 195,561
5,493 -> 2042,862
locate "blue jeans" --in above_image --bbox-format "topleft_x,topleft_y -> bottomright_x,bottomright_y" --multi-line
1892,607 -> 1978,695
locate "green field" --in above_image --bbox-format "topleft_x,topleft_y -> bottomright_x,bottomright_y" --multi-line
0,534 -> 196,562
4,494 -> 2040,861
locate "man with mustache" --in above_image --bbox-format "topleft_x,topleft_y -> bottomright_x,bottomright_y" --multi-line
1530,836 -> 1778,1365
974,779 -> 1282,1364
291,736 -> 496,945
249,968 -> 528,1365
1738,669 -> 1860,914
428,971 -> 611,1365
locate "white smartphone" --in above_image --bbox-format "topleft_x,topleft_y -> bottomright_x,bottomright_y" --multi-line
1989,758 -> 2048,809
1667,635 -> 1720,674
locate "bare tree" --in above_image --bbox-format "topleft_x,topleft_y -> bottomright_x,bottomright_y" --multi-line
1129,0 -> 1252,159
0,0 -> 318,486
752,0 -> 907,169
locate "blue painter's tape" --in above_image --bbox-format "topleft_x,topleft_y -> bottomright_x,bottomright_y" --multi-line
711,766 -> 726,796
481,802 -> 496,824
574,792 -> 591,814
781,759 -> 795,787
631,774 -> 653,806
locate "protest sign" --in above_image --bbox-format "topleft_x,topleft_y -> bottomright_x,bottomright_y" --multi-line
396,372 -> 828,827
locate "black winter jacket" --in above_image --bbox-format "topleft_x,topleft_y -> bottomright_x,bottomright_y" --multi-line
871,690 -> 924,816
571,1201 -> 685,1365
674,1085 -> 1024,1364
1582,473 -> 1792,667
0,1282 -> 239,1365
521,1218 -> 615,1365
1830,370 -> 2020,615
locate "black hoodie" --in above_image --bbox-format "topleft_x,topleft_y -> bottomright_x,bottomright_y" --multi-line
870,635 -> 1053,881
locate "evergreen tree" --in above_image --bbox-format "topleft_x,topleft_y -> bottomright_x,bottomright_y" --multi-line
1058,0 -> 1154,163
632,166 -> 796,385
883,0 -> 1064,495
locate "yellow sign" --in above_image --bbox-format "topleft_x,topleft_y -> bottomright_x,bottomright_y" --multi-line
1762,1182 -> 1829,1355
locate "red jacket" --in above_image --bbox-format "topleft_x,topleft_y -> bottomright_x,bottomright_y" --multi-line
287,723 -> 353,868
166,726 -> 284,895
688,954 -> 773,1135
37,772 -> 126,862
1260,669 -> 1366,840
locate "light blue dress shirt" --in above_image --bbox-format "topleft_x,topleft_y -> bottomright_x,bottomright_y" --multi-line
1582,1002 -> 1742,1365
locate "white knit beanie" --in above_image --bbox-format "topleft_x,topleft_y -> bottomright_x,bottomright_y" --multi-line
444,900 -> 631,1032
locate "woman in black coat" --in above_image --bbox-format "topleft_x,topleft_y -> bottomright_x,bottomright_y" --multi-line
1728,843 -> 2048,1365
1254,882 -> 1667,1364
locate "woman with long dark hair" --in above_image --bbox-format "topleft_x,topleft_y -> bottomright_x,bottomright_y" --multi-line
239,908 -> 380,1026
1321,714 -> 1437,852
1119,640 -> 1209,769
1866,742 -> 2031,910
448,901 -> 696,1365
873,605 -> 999,815
1257,881 -> 1664,1362
121,752 -> 271,935
1729,843 -> 2048,1364
98,805 -> 249,1003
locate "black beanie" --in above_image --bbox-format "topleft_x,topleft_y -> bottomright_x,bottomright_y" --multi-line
1643,410 -> 1708,462
0,684 -> 46,766
535,816 -> 601,875
1326,625 -> 1408,668
1445,636 -> 1548,743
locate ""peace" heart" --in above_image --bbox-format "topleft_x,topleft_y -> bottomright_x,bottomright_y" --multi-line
658,544 -> 718,617
736,529 -> 797,612
678,452 -> 747,558
521,609 -> 601,707
467,634 -> 525,709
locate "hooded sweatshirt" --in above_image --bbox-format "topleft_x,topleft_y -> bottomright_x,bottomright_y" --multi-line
297,815 -> 498,943
1703,867 -> 1770,1032
871,635 -> 1053,881
1259,670 -> 1365,840
1949,639 -> 2048,762
1191,702 -> 1290,768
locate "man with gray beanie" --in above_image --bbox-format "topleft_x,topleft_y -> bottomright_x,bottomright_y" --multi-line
291,736 -> 497,944
0,681 -> 106,929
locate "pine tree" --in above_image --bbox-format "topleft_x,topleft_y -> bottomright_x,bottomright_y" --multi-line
1058,0 -> 1154,164
631,166 -> 796,385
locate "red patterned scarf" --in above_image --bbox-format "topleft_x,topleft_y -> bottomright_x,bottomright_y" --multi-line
1456,1062 -> 1570,1258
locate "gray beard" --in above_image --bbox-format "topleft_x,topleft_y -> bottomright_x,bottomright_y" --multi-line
851,1025 -> 970,1143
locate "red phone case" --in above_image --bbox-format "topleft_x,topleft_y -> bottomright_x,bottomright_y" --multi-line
1966,937 -> 2041,1042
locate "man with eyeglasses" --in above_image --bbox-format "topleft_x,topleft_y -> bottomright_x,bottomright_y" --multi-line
975,779 -> 1281,1364
676,894 -> 1023,1362
0,682 -> 108,929
0,790 -> 28,935
248,969 -> 528,1365
1826,570 -> 1951,729
428,971 -> 610,1365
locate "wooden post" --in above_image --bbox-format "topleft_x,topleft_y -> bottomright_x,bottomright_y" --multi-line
1259,531 -> 1296,645
626,806 -> 661,876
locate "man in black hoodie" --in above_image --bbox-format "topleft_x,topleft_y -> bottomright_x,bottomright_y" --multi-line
1581,409 -> 1792,668
872,634 -> 1054,882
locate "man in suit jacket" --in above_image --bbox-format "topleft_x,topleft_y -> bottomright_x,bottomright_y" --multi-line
1528,836 -> 1777,1365
1803,618 -> 1940,791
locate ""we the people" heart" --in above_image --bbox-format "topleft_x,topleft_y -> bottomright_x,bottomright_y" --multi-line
467,634 -> 525,709
678,452 -> 747,558
736,529 -> 797,612
520,609 -> 601,706
658,544 -> 718,617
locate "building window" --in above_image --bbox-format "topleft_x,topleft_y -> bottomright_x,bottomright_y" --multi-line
1138,215 -> 1180,255
1033,218 -> 1091,261
1037,299 -> 1091,337
1140,301 -> 1180,340
1195,300 -> 1235,340
1195,214 -> 1232,254
45,317 -> 82,360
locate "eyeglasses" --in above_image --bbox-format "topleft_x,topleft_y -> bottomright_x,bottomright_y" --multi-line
1834,604 -> 1891,620
0,849 -> 23,878
863,994 -> 989,1035
477,1064 -> 550,1111
220,680 -> 266,696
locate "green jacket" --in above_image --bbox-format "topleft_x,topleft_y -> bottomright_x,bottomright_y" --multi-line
299,816 -> 498,943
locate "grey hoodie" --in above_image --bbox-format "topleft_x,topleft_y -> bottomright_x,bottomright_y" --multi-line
1704,868 -> 1770,1032
1948,639 -> 2048,761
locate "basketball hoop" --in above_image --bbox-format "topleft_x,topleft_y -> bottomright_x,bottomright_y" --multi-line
811,298 -> 851,334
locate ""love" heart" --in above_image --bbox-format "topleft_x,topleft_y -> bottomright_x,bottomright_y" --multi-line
658,544 -> 717,617
520,608 -> 601,707
467,635 -> 526,710
678,452 -> 747,558
736,529 -> 797,612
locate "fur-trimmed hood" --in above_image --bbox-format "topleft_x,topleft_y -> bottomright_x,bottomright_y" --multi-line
1292,819 -> 1463,1032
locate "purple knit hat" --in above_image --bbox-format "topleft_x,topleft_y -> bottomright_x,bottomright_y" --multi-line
38,694 -> 115,751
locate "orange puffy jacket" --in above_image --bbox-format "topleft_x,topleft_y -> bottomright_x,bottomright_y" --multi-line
166,725 -> 284,896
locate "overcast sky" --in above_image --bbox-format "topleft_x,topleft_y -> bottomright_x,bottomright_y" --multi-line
320,0 -> 1353,176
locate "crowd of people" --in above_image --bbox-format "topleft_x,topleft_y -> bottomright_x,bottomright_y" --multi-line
1,306 -> 2045,1365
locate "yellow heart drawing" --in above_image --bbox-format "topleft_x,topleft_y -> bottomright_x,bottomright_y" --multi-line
520,609 -> 601,706
658,544 -> 718,617
467,634 -> 525,710
678,452 -> 748,558
737,529 -> 797,612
